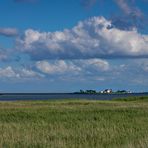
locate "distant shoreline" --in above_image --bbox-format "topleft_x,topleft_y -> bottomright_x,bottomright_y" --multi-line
0,92 -> 148,101
0,92 -> 147,95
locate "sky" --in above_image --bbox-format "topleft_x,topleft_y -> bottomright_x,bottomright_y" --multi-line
0,0 -> 148,93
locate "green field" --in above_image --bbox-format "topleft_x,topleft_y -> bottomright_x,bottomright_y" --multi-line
0,97 -> 148,148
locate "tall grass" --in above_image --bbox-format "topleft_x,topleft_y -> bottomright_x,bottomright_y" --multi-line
113,96 -> 148,101
0,99 -> 147,147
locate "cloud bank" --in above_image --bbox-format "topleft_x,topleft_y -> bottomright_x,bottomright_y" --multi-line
16,16 -> 148,60
36,59 -> 109,75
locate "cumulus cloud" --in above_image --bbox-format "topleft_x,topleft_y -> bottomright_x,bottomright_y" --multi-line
19,68 -> 44,78
0,66 -> 43,79
16,16 -> 148,60
36,59 -> 110,75
36,60 -> 81,75
0,67 -> 18,78
0,28 -> 18,37
35,59 -> 148,85
79,59 -> 110,71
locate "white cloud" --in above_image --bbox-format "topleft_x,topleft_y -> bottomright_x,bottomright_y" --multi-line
0,66 -> 44,79
0,28 -> 18,37
16,16 -> 148,60
36,59 -> 110,75
0,67 -> 19,78
36,60 -> 81,75
78,59 -> 109,71
19,68 -> 44,78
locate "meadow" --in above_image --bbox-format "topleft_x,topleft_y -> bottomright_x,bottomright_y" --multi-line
0,97 -> 148,148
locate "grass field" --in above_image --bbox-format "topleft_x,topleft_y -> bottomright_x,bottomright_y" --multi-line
0,97 -> 148,148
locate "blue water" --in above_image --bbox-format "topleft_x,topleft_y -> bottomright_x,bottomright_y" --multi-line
0,93 -> 147,101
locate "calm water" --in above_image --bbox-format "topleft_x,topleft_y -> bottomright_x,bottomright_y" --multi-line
0,93 -> 147,101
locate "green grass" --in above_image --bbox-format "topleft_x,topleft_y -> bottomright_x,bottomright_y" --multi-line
0,98 -> 148,147
113,96 -> 148,101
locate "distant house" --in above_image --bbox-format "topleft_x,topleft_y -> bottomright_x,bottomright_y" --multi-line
100,91 -> 104,94
103,89 -> 112,94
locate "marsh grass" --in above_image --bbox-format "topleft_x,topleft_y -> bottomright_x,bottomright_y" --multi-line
113,96 -> 148,101
0,98 -> 148,147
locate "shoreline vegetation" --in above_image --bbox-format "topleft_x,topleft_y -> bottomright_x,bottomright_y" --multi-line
74,89 -> 133,94
0,97 -> 148,147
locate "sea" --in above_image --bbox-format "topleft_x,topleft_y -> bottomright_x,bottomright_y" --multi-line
0,93 -> 147,101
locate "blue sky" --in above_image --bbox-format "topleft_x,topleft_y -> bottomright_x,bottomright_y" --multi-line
0,0 -> 148,92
